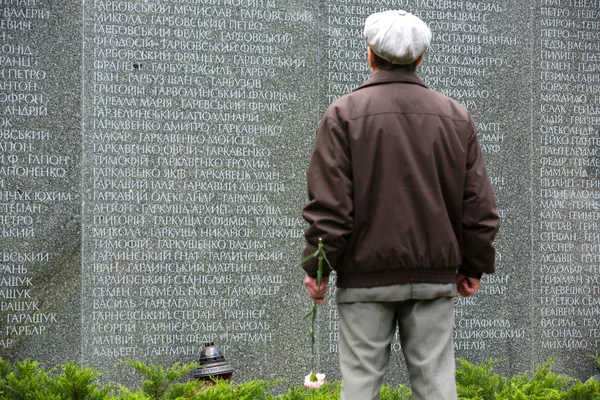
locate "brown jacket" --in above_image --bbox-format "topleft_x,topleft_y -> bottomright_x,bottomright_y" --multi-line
302,68 -> 499,288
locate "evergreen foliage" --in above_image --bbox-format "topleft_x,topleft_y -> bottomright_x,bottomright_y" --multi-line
278,382 -> 340,400
0,357 -> 598,399
591,355 -> 600,371
50,362 -> 110,400
456,358 -> 506,399
119,360 -> 199,400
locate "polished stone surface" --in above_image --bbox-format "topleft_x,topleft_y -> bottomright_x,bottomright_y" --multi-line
0,0 -> 598,387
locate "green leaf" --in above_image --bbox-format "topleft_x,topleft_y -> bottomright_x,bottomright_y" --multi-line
301,250 -> 320,265
304,307 -> 315,319
321,252 -> 334,270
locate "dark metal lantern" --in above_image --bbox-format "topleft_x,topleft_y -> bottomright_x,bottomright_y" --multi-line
194,342 -> 234,382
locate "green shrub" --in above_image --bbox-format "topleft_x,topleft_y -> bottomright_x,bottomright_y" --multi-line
379,384 -> 411,400
562,379 -> 600,400
494,357 -> 570,400
49,361 -> 110,400
194,379 -> 277,400
118,360 -> 200,400
0,359 -> 52,400
456,358 -> 505,399
0,359 -> 110,400
591,355 -> 600,371
0,357 -> 598,400
278,382 -> 340,400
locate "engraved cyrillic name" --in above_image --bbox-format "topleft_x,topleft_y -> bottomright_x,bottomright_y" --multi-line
0,0 -> 74,350
0,251 -> 52,348
535,0 -> 600,356
84,0 -> 311,366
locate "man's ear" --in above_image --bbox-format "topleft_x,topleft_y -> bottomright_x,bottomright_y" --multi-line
367,47 -> 377,73
415,54 -> 425,68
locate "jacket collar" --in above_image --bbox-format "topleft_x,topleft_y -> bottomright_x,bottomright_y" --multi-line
354,68 -> 428,92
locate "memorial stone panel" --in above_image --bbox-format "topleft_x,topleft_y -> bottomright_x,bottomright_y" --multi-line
533,0 -> 600,380
416,0 -> 532,378
81,0 -> 318,382
0,0 -> 599,388
319,0 -> 533,384
0,1 -> 82,362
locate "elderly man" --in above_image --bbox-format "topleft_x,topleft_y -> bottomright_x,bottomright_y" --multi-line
301,10 -> 500,400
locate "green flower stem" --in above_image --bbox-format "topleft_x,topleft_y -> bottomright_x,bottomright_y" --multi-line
301,238 -> 333,378
310,302 -> 317,377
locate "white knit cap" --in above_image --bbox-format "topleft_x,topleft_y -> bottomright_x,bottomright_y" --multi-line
364,10 -> 432,65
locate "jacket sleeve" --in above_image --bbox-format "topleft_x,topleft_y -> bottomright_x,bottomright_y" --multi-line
301,111 -> 353,278
459,116 -> 500,279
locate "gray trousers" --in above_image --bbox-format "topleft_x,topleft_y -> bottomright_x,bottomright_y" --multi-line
338,297 -> 457,400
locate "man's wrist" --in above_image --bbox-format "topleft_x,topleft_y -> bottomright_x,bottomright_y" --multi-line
458,269 -> 483,280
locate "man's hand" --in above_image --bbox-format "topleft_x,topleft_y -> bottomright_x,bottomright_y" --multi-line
304,276 -> 329,304
456,273 -> 481,297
